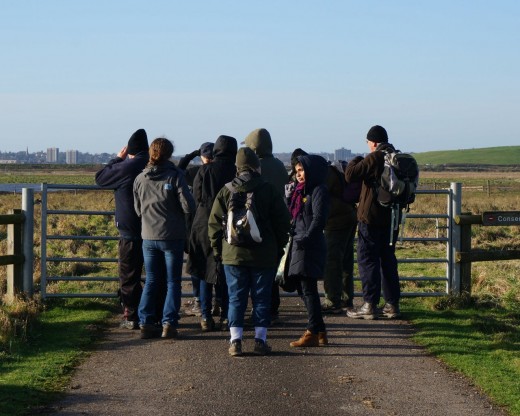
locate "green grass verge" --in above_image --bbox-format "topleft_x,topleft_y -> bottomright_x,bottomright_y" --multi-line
0,299 -> 116,416
404,297 -> 520,416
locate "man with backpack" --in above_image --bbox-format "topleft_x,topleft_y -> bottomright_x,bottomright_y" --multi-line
208,147 -> 291,356
344,125 -> 403,320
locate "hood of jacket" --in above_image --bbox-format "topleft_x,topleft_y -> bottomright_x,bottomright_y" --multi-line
142,160 -> 179,180
243,128 -> 273,158
297,154 -> 328,192
213,135 -> 238,162
227,171 -> 265,193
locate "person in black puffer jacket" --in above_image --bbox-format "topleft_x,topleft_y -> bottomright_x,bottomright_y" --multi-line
286,154 -> 330,348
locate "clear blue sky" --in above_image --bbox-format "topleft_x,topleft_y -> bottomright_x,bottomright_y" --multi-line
1,0 -> 519,155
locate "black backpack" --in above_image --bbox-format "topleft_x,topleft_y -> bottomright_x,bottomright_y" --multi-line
374,149 -> 419,246
222,183 -> 262,247
376,150 -> 419,210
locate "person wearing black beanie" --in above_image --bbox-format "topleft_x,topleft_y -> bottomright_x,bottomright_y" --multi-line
344,125 -> 401,320
95,129 -> 150,330
127,129 -> 149,155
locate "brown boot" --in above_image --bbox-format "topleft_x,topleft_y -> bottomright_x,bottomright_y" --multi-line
318,331 -> 328,346
290,330 -> 319,347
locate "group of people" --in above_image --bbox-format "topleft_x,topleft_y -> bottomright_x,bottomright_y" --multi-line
95,124 -> 402,356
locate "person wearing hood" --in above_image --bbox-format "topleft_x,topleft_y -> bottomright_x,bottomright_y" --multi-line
187,135 -> 238,332
133,138 -> 196,339
344,125 -> 401,320
286,154 -> 330,348
243,128 -> 289,323
95,128 -> 149,330
208,147 -> 291,356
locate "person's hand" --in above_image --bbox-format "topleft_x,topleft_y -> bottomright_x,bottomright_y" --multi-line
285,182 -> 295,198
189,149 -> 201,159
117,146 -> 128,160
294,236 -> 308,250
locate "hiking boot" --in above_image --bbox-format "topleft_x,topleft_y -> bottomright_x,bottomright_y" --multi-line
184,299 -> 202,317
318,331 -> 329,346
140,323 -> 162,339
161,322 -> 178,339
379,303 -> 401,319
120,319 -> 139,330
200,317 -> 215,332
346,302 -> 377,320
321,302 -> 343,314
290,330 -> 320,347
253,339 -> 272,356
228,339 -> 243,357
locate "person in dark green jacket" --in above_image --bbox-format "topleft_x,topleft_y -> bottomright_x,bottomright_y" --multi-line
208,147 -> 290,356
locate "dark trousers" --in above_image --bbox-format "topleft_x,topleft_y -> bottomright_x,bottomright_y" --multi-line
357,222 -> 400,306
323,225 -> 356,307
300,276 -> 326,333
119,237 -> 144,321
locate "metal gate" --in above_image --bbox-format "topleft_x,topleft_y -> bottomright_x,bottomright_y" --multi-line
39,183 -> 462,299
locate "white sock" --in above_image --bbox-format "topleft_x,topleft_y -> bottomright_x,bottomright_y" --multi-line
254,326 -> 267,342
230,326 -> 243,342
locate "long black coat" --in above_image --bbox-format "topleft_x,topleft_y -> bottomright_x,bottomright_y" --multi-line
286,154 -> 329,280
186,136 -> 237,284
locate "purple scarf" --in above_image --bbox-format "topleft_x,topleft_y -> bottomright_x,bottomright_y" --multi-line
289,181 -> 306,220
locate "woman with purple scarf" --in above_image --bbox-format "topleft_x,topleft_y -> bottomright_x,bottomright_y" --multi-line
285,152 -> 330,348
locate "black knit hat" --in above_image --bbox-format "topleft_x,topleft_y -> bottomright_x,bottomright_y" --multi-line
127,129 -> 149,155
366,125 -> 388,143
199,142 -> 214,159
236,147 -> 260,172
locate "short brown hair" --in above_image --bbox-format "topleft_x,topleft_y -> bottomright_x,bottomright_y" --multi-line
148,138 -> 174,166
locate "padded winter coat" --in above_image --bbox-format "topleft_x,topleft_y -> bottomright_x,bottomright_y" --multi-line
286,154 -> 330,280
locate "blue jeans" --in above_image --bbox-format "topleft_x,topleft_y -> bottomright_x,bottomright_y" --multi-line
223,265 -> 275,328
139,239 -> 184,327
190,275 -> 201,300
200,278 -> 229,320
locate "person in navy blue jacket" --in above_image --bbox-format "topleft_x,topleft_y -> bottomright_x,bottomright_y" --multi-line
95,129 -> 149,329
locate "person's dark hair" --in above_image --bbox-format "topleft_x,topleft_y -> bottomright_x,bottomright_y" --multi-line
148,138 -> 174,166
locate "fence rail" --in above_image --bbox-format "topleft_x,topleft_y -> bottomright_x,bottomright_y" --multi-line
36,183 -> 460,300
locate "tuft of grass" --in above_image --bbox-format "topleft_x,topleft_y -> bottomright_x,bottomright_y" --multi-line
405,297 -> 520,416
0,298 -> 117,416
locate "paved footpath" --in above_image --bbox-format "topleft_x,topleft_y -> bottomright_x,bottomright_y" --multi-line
44,298 -> 505,416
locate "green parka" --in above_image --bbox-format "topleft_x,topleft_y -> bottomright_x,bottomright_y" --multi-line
208,171 -> 291,268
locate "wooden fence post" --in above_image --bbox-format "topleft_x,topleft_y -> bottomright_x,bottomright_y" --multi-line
459,222 -> 472,294
7,209 -> 24,298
